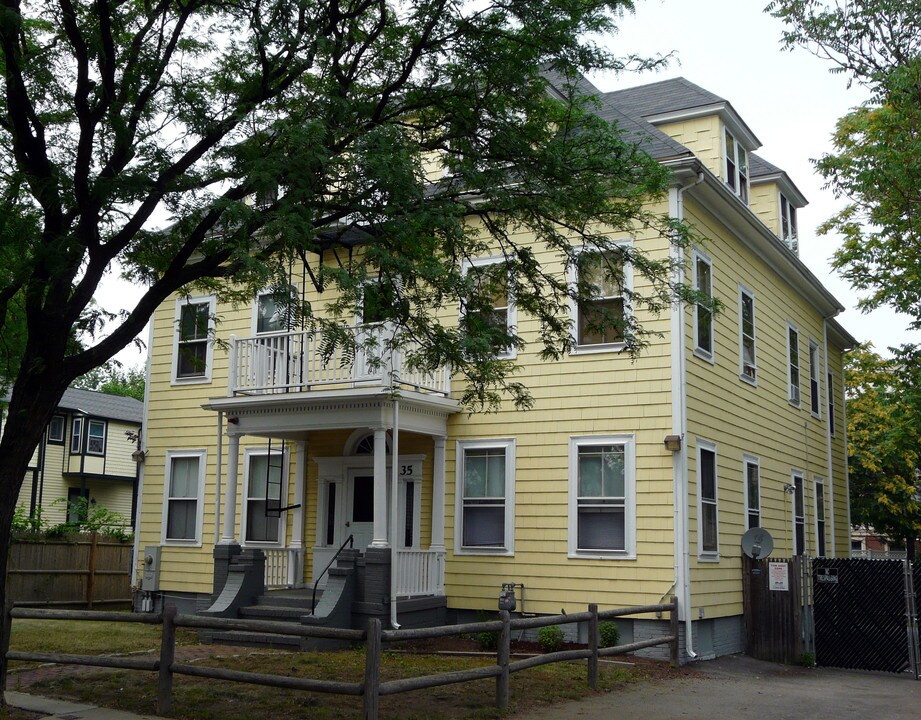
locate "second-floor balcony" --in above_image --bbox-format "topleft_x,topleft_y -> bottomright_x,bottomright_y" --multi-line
227,326 -> 451,398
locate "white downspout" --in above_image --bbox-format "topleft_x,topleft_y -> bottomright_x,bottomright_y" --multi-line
390,398 -> 401,629
671,171 -> 704,660
822,321 -> 835,556
130,320 -> 156,589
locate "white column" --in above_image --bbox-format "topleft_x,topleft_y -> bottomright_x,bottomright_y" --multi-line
291,440 -> 307,586
370,427 -> 389,547
430,436 -> 446,550
220,433 -> 241,544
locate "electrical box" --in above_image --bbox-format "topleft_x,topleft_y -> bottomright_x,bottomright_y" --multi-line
141,545 -> 162,591
498,584 -> 517,612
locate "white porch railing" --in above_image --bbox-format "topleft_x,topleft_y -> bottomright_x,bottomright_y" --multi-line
263,547 -> 299,588
228,326 -> 450,397
394,548 -> 445,598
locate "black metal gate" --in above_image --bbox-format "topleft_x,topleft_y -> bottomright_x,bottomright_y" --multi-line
812,558 -> 919,674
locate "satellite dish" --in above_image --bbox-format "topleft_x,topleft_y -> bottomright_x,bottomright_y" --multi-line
741,527 -> 774,559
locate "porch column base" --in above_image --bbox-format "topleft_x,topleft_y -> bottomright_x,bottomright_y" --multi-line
212,543 -> 242,596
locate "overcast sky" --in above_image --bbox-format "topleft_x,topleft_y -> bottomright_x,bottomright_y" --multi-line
100,0 -> 916,368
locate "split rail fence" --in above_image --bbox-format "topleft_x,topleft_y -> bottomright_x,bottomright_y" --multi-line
1,598 -> 678,719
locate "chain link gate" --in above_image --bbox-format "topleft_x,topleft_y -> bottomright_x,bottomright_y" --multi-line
811,557 -> 921,676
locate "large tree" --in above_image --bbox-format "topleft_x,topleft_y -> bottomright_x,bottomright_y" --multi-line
767,0 -> 921,323
845,345 -> 921,557
0,0 -> 696,651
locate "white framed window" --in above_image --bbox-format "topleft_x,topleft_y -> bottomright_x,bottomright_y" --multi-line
455,439 -> 516,555
828,371 -> 836,436
792,471 -> 805,556
461,257 -> 517,359
724,128 -> 749,203
253,291 -> 287,334
48,414 -> 65,444
242,447 -> 287,545
162,449 -> 206,545
568,435 -> 636,559
571,244 -> 633,353
398,477 -> 422,549
86,419 -> 106,456
693,250 -> 714,361
172,296 -> 216,384
809,341 -> 821,417
697,440 -> 719,559
744,455 -> 760,530
787,324 -> 801,406
70,416 -> 84,454
739,286 -> 756,383
815,477 -> 827,557
780,193 -> 798,254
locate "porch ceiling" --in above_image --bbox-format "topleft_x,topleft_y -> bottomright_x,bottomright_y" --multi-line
202,386 -> 459,438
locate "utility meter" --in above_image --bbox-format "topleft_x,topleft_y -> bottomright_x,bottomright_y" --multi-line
498,583 -> 517,612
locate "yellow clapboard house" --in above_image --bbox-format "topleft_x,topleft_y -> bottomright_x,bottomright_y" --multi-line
132,74 -> 855,660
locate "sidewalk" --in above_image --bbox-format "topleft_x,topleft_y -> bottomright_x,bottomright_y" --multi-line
5,691 -> 165,720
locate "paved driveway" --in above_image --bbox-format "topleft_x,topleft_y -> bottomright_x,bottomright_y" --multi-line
515,654 -> 921,720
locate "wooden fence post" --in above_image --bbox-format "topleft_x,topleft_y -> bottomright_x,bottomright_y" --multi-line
86,532 -> 98,610
669,596 -> 680,666
363,618 -> 381,720
1,599 -> 13,692
496,610 -> 510,711
157,604 -> 177,715
588,603 -> 598,689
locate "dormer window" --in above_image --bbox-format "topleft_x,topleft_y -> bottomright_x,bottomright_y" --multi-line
780,193 -> 798,254
724,129 -> 749,203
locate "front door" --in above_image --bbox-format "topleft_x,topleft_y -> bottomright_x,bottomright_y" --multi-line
347,472 -> 376,548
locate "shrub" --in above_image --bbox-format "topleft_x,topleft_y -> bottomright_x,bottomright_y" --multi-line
599,621 -> 620,648
537,625 -> 564,653
800,651 -> 816,668
11,504 -> 46,534
475,610 -> 499,651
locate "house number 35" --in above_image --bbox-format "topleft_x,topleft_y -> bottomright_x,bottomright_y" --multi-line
400,465 -> 415,476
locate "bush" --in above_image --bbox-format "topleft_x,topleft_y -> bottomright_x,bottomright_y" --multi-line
599,621 -> 620,648
11,504 -> 46,534
475,610 -> 499,651
537,625 -> 564,653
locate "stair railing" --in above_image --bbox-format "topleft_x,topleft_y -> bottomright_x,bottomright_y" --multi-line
311,534 -> 354,614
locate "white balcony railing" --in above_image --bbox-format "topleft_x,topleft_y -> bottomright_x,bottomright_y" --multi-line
394,548 -> 445,598
228,326 -> 450,397
263,547 -> 300,588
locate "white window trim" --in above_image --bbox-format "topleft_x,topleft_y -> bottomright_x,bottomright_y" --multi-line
692,249 -> 715,363
828,371 -> 836,437
569,241 -> 634,355
743,454 -> 761,531
171,295 -> 216,385
809,340 -> 822,419
814,476 -> 827,557
70,416 -> 84,454
567,434 -> 636,560
723,127 -> 749,203
696,439 -> 719,560
461,256 -> 518,360
241,446 -> 288,548
251,285 -> 298,336
787,322 -> 801,407
791,469 -> 805,556
454,438 -> 516,556
738,284 -> 757,385
86,419 -> 107,456
779,192 -> 798,253
48,414 -> 66,443
398,476 -> 423,549
161,449 -> 207,547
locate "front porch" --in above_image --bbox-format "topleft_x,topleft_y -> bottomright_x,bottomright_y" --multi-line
202,326 -> 458,627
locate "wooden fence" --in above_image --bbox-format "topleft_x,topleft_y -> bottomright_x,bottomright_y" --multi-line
2,599 -> 678,719
6,533 -> 132,608
742,555 -> 804,664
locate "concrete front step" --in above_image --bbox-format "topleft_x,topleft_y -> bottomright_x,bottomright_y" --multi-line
255,590 -> 319,609
208,630 -> 304,649
239,605 -> 310,621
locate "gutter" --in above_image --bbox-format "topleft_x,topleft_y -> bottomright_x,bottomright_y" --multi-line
670,168 -> 704,660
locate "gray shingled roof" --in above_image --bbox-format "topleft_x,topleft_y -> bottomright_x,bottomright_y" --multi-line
542,71 -> 693,161
749,152 -> 784,179
56,387 -> 143,424
602,77 -> 727,119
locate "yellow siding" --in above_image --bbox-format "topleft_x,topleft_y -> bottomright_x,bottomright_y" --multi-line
749,182 -> 781,238
656,116 -> 723,178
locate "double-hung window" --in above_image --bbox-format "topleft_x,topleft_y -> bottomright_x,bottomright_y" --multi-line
255,291 -> 286,334
739,286 -> 756,382
244,450 -> 285,544
86,420 -> 106,455
787,324 -> 801,405
70,417 -> 84,454
462,258 -> 516,359
693,251 -> 714,360
792,472 -> 805,556
173,296 -> 215,383
724,129 -> 749,203
698,441 -> 719,557
572,246 -> 631,351
809,341 -> 821,416
780,193 -> 798,254
744,456 -> 760,530
569,435 -> 635,558
163,450 -> 206,545
815,478 -> 827,557
48,415 -> 65,444
455,439 -> 515,554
